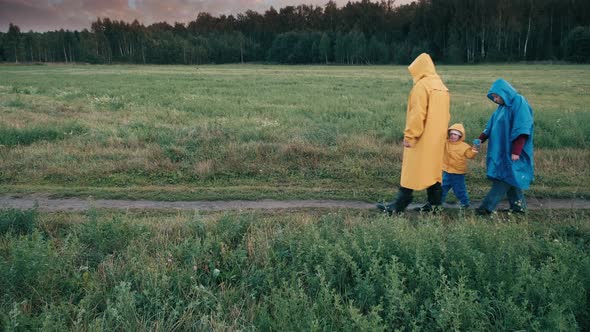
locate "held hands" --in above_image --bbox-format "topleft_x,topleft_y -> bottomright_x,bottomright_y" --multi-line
471,138 -> 481,153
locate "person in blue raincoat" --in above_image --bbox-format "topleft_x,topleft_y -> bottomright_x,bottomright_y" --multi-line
475,78 -> 534,215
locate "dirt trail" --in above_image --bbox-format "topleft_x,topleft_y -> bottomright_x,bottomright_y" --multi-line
0,194 -> 588,212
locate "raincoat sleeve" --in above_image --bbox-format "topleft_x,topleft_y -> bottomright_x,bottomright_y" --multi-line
464,146 -> 478,159
404,83 -> 428,147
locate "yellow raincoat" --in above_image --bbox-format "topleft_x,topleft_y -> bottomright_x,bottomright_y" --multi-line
400,53 -> 450,190
443,123 -> 478,174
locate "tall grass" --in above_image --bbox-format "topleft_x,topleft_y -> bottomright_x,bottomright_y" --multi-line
0,209 -> 37,235
0,209 -> 589,330
0,64 -> 589,200
0,123 -> 86,147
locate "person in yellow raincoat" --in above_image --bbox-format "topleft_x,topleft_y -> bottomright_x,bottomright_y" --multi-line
377,53 -> 450,214
439,123 -> 479,209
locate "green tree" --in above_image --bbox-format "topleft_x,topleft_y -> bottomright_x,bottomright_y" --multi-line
334,32 -> 347,64
4,23 -> 23,63
564,26 -> 590,63
2,0 -> 590,65
0,33 -> 5,61
190,35 -> 210,64
22,31 -> 36,62
319,32 -> 331,64
348,28 -> 366,64
445,29 -> 463,64
367,35 -> 389,64
91,19 -> 113,63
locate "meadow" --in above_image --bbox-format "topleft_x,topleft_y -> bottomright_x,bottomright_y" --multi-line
0,64 -> 589,201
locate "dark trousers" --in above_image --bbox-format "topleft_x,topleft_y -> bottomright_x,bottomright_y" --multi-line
393,182 -> 442,212
479,179 -> 526,212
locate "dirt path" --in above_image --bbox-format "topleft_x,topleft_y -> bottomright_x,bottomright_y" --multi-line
0,194 -> 588,212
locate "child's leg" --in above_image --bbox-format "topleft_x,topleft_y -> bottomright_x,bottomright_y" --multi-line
441,171 -> 452,204
452,175 -> 470,207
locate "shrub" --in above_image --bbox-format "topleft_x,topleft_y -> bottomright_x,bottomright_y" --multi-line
76,212 -> 144,267
0,231 -> 82,311
0,209 -> 37,236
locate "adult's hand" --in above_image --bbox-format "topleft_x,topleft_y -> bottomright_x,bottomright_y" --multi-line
403,139 -> 411,148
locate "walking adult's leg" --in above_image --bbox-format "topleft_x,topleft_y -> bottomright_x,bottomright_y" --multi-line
507,186 -> 526,213
414,182 -> 443,213
376,187 -> 413,214
427,182 -> 443,206
477,179 -> 510,214
394,187 -> 414,212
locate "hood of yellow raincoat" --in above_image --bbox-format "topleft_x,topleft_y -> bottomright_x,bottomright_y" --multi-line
448,123 -> 466,142
408,53 -> 438,84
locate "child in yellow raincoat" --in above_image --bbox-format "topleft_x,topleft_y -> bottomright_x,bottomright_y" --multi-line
440,123 -> 479,208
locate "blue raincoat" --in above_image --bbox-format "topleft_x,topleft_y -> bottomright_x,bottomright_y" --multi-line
483,79 -> 534,189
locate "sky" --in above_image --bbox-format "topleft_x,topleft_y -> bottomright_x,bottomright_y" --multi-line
0,0 -> 412,32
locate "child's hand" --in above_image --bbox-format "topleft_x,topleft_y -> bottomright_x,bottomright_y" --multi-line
471,138 -> 481,153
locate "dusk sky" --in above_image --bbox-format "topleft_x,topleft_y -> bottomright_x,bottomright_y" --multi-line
0,0 -> 413,32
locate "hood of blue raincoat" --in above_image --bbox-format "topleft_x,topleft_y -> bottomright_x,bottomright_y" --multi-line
487,78 -> 518,107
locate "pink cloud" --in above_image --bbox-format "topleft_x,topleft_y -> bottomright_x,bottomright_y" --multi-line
0,0 -> 413,32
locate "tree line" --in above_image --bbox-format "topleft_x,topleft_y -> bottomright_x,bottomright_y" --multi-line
1,0 -> 589,65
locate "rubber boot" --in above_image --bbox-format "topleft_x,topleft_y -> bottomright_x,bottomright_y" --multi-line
393,187 -> 414,213
425,182 -> 443,213
376,187 -> 414,215
376,202 -> 393,213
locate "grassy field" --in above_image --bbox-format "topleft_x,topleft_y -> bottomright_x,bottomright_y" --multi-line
0,64 -> 589,202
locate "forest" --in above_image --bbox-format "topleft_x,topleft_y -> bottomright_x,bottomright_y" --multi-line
1,0 -> 590,65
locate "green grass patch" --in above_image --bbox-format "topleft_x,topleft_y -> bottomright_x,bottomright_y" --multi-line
0,209 -> 588,330
0,123 -> 87,147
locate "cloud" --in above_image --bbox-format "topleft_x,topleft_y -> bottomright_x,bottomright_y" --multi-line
0,0 -> 412,32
